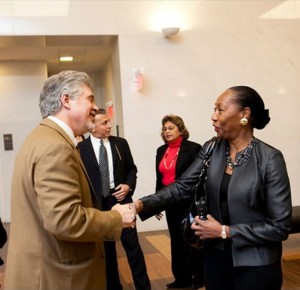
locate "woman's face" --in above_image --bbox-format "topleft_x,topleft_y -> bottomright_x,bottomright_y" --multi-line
163,121 -> 181,143
211,90 -> 244,140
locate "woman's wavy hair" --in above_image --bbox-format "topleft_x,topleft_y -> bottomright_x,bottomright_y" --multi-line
160,114 -> 189,142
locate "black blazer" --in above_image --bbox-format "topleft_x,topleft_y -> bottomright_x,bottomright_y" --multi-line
140,138 -> 292,267
78,136 -> 137,207
155,139 -> 202,191
138,139 -> 201,220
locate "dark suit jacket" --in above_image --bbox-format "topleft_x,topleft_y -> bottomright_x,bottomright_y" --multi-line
78,135 -> 137,208
140,138 -> 292,267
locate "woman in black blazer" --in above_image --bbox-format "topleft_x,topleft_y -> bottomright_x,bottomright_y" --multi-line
136,87 -> 292,290
155,114 -> 203,289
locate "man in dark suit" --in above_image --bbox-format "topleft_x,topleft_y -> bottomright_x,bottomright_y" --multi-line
78,108 -> 150,290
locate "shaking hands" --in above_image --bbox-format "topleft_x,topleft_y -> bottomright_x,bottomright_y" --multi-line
112,203 -> 137,228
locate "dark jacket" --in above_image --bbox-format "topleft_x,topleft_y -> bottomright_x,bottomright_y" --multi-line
0,217 -> 7,266
140,138 -> 292,267
155,139 -> 202,191
0,218 -> 6,248
78,135 -> 137,207
153,139 -> 202,216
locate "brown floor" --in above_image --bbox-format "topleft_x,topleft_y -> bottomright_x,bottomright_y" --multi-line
1,223 -> 300,289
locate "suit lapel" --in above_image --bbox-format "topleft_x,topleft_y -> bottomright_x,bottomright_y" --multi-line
41,118 -> 74,146
82,137 -> 99,169
78,137 -> 100,203
157,144 -> 167,160
108,137 -> 118,165
41,119 -> 97,199
176,140 -> 189,175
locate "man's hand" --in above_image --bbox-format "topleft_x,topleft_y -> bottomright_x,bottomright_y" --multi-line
112,184 -> 130,202
112,203 -> 136,228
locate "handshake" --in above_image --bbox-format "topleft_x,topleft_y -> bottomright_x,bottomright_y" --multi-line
111,200 -> 143,228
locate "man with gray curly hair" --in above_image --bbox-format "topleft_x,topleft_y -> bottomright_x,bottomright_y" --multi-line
4,70 -> 136,290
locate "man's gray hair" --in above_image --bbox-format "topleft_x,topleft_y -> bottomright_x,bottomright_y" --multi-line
39,70 -> 94,118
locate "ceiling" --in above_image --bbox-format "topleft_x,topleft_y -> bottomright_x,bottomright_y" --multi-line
0,35 -> 117,75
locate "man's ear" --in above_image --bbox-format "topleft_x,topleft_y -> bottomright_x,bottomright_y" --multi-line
61,94 -> 71,109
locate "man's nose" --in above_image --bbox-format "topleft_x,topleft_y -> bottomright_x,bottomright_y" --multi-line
92,103 -> 99,111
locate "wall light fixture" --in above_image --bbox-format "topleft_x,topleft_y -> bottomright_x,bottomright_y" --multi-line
59,56 -> 73,62
162,27 -> 180,38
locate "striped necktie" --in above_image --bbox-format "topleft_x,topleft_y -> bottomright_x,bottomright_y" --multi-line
99,139 -> 110,197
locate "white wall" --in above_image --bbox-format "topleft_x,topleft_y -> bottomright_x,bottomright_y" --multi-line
0,1 -> 299,232
117,1 -> 300,231
0,61 -> 47,220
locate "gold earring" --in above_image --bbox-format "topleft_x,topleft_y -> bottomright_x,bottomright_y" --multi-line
240,117 -> 248,126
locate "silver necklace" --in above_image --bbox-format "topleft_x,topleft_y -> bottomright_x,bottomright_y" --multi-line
226,138 -> 256,169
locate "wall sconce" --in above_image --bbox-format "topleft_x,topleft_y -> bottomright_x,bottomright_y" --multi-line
162,27 -> 180,38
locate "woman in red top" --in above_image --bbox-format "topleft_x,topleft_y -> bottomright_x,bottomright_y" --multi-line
155,114 -> 203,289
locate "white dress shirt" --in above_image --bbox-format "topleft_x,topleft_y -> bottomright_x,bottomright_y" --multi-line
90,134 -> 115,189
48,116 -> 78,147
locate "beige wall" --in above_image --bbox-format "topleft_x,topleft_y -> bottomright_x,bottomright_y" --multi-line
0,1 -> 299,232
0,61 -> 47,220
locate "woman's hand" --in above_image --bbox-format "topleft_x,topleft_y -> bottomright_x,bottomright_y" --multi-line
191,214 -> 224,240
134,200 -> 144,214
155,212 -> 164,221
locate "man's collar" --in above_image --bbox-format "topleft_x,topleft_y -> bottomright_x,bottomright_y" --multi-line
48,116 -> 78,147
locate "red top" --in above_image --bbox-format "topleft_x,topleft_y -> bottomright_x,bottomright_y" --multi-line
159,136 -> 183,186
